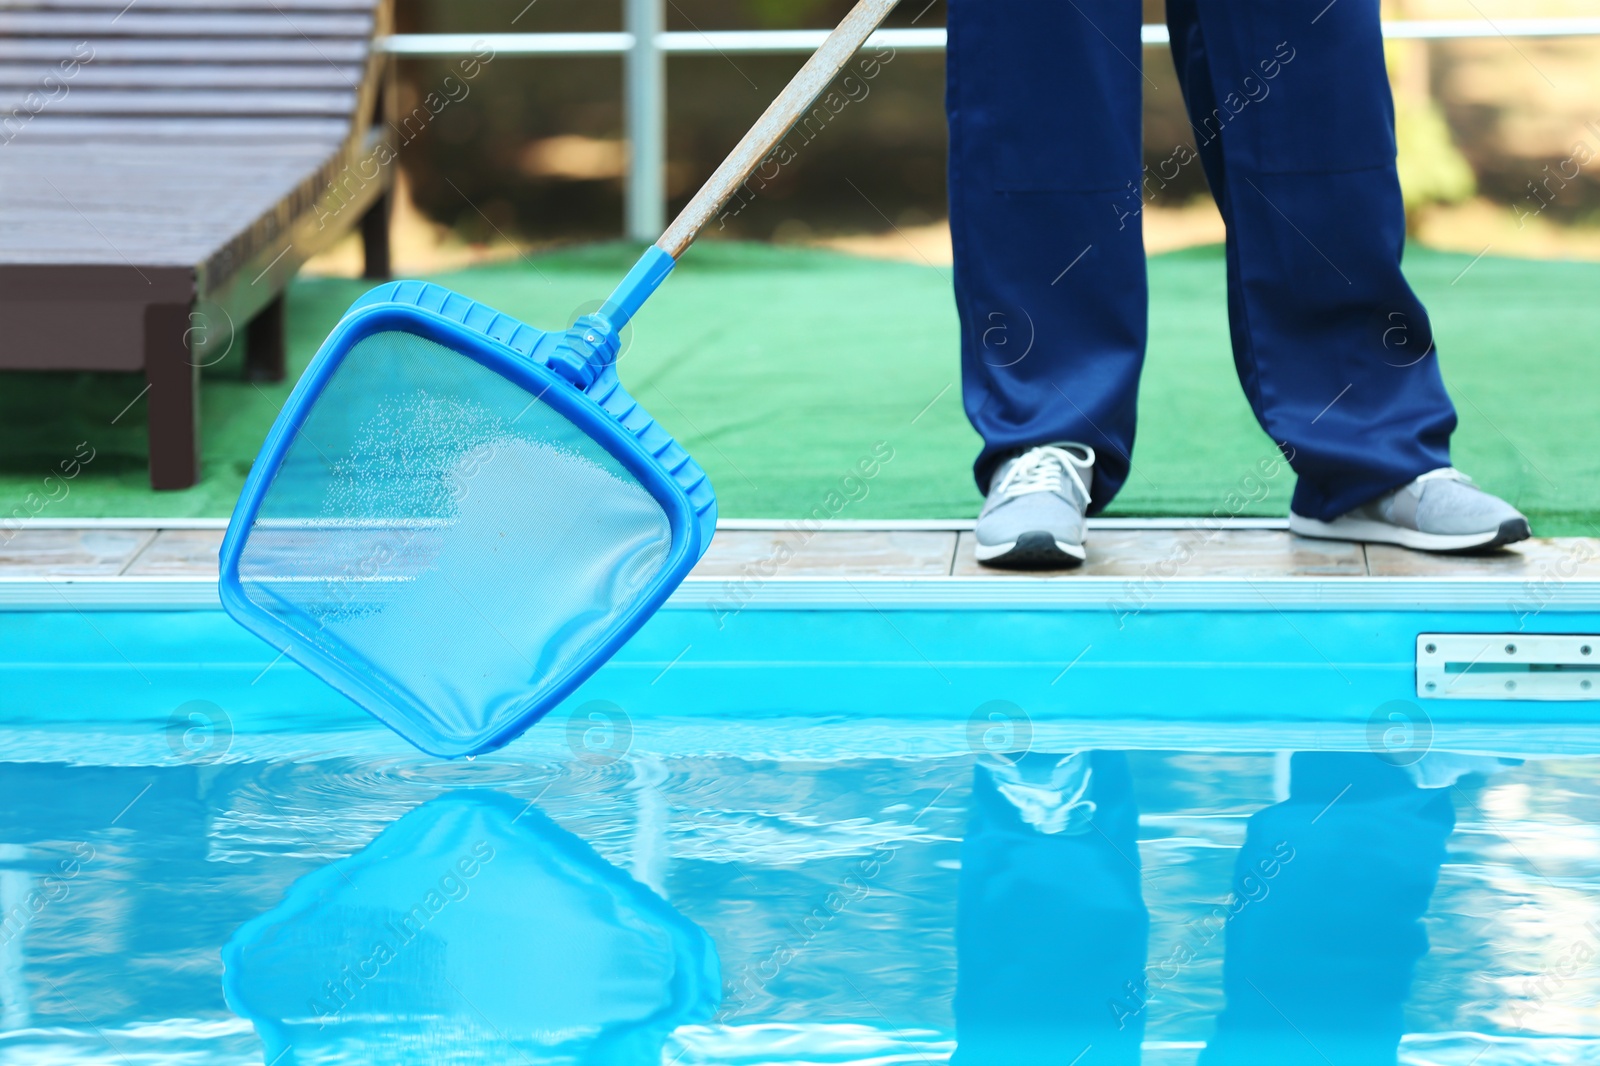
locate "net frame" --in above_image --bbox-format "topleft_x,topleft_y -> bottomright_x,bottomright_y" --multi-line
219,283 -> 717,757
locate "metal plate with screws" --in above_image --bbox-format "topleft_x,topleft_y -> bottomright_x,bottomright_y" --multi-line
1417,634 -> 1600,700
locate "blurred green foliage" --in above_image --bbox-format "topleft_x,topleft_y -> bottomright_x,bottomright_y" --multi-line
742,0 -> 841,29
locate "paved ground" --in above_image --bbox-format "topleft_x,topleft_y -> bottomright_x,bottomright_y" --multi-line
3,523 -> 1595,581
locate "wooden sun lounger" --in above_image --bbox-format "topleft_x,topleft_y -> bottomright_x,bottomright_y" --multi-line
0,0 -> 395,489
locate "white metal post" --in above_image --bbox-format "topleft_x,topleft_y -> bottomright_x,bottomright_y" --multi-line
625,0 -> 666,242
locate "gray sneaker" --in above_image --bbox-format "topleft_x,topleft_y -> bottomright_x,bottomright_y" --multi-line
974,443 -> 1094,568
1289,468 -> 1530,553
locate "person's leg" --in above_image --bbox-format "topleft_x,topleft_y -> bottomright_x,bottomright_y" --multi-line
1199,752 -> 1454,1065
1164,0 -> 1457,521
952,751 -> 1148,1065
947,0 -> 1147,508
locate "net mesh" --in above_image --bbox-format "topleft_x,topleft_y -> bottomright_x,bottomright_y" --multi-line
237,331 -> 672,748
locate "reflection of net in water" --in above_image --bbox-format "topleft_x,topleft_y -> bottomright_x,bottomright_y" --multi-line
235,330 -> 672,748
223,792 -> 720,1063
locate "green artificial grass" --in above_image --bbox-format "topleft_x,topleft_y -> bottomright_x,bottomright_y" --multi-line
2,241 -> 1596,534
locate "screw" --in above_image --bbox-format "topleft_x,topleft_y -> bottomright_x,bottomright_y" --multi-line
1425,681 -> 1437,692
1505,643 -> 1517,655
1424,643 -> 1437,654
1506,680 -> 1518,691
1582,680 -> 1593,691
1582,645 -> 1592,656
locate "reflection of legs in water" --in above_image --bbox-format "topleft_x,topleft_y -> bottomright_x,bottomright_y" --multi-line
1200,753 -> 1455,1066
953,751 -> 1148,1066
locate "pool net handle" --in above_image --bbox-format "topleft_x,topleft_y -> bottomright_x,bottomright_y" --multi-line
596,0 -> 899,332
655,0 -> 902,259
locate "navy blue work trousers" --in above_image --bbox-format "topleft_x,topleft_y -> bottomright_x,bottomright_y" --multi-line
947,0 -> 1457,519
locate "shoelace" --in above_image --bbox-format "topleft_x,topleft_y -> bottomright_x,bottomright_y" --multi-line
994,445 -> 1090,506
1381,466 -> 1472,525
1403,467 -> 1473,500
1413,467 -> 1470,487
983,753 -> 1097,836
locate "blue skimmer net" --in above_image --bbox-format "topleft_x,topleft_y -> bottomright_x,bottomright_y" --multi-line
219,250 -> 715,757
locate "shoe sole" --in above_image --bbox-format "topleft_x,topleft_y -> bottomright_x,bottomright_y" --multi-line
1288,513 -> 1532,554
974,530 -> 1087,569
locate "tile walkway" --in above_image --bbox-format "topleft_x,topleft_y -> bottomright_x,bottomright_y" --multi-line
2,524 -> 1594,580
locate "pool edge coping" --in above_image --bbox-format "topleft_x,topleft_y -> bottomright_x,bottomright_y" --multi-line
4,516 -> 1293,531
5,520 -> 1596,612
2,574 -> 1595,611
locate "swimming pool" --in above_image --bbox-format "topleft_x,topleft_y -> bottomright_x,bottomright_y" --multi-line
4,713 -> 1600,1065
4,533 -> 1600,1064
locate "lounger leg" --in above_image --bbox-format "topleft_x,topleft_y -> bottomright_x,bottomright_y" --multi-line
245,294 -> 286,382
361,189 -> 392,279
145,302 -> 200,491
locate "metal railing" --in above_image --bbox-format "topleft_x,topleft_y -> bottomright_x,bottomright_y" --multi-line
378,13 -> 1600,242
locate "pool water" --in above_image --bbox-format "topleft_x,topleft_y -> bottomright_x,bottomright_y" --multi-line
2,722 -> 1599,1065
